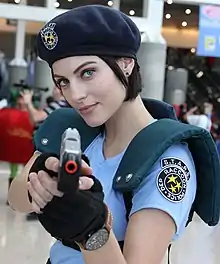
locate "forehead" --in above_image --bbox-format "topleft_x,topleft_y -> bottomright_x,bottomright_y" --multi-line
52,55 -> 101,75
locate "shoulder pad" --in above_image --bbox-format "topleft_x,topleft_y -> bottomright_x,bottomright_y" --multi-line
33,108 -> 100,155
113,119 -> 220,226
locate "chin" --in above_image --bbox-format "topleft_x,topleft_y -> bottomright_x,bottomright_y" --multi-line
82,115 -> 106,128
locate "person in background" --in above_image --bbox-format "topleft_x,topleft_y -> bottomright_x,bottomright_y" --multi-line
183,105 -> 212,131
46,96 -> 54,106
7,95 -> 28,203
204,101 -> 213,120
178,104 -> 188,124
20,86 -> 68,130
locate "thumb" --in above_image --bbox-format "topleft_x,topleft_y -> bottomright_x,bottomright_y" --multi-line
79,176 -> 94,190
81,159 -> 92,176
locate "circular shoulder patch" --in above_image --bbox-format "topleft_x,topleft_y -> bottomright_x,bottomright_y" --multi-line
156,165 -> 187,203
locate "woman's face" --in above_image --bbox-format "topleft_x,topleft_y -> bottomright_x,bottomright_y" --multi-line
52,56 -> 127,127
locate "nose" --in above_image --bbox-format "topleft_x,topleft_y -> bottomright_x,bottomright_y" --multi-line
69,81 -> 87,103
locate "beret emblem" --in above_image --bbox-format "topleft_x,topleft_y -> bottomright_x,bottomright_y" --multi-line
40,23 -> 58,50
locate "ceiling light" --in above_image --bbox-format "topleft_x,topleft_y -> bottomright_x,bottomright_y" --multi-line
54,1 -> 60,7
185,9 -> 191,15
167,0 -> 173,4
68,0 -> 72,2
196,71 -> 204,78
191,48 -> 196,53
182,21 -> 187,27
14,0 -> 20,3
129,10 -> 135,16
108,1 -> 113,6
165,14 -> 171,19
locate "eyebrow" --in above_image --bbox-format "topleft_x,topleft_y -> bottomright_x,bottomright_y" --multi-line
53,61 -> 97,78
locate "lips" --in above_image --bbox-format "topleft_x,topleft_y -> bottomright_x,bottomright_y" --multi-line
78,103 -> 98,114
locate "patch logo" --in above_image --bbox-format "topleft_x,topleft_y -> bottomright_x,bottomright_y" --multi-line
157,165 -> 187,203
161,157 -> 190,180
40,23 -> 58,50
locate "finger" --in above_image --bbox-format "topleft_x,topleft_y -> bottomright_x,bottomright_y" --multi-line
29,173 -> 53,203
45,157 -> 59,173
28,180 -> 47,209
79,176 -> 94,190
81,160 -> 92,175
45,156 -> 92,175
29,172 -> 38,179
38,170 -> 63,197
32,200 -> 42,214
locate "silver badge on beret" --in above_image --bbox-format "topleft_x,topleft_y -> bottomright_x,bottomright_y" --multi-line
40,23 -> 58,50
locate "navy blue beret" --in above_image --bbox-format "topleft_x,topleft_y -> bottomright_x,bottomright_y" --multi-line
37,5 -> 141,67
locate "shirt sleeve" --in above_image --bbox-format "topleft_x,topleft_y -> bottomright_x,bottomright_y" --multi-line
130,142 -> 197,241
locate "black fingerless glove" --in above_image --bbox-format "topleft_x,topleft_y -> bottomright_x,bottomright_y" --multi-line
29,153 -> 106,243
29,152 -> 59,178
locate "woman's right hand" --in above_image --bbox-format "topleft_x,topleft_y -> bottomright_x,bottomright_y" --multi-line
28,171 -> 62,214
28,156 -> 94,213
27,153 -> 106,241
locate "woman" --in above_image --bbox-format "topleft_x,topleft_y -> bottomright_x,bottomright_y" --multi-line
8,5 -> 198,264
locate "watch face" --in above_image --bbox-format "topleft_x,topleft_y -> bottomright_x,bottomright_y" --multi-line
85,228 -> 109,251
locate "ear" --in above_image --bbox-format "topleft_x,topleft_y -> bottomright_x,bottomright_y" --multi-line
117,58 -> 135,77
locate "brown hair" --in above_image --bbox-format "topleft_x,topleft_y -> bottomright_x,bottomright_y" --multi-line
100,56 -> 142,101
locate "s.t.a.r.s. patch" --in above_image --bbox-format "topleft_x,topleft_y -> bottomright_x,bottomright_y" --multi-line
160,157 -> 190,181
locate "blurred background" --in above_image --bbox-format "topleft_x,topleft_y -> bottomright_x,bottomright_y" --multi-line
0,0 -> 220,263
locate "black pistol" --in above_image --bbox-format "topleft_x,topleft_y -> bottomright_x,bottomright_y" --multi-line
58,128 -> 82,193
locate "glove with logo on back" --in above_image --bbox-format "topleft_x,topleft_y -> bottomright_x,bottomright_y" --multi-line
29,152 -> 107,243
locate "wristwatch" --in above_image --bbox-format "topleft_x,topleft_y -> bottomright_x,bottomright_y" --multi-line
76,205 -> 113,251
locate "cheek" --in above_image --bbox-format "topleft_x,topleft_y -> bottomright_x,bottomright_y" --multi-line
102,81 -> 126,107
93,72 -> 126,102
61,90 -> 74,106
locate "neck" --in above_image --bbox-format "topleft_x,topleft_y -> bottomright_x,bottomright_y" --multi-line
103,96 -> 154,158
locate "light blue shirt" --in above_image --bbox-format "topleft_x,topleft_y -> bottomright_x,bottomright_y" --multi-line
50,132 -> 197,264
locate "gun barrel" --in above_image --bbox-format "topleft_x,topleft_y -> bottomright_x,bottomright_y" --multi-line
58,128 -> 82,193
